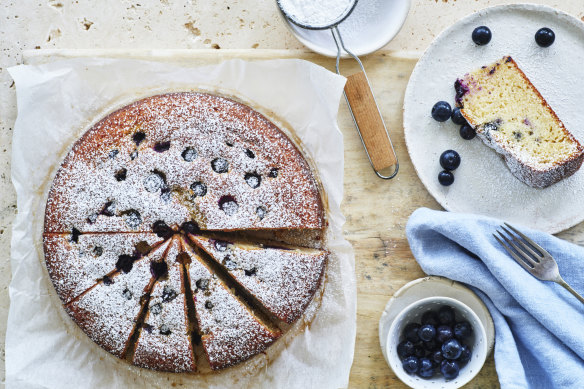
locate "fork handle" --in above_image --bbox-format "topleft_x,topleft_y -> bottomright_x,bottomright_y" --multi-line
557,278 -> 584,304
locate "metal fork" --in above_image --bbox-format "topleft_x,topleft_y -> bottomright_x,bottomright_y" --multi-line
494,223 -> 584,304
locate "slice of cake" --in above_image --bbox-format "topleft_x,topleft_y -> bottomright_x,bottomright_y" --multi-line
131,237 -> 196,372
44,233 -> 162,304
188,234 -> 327,324
181,237 -> 281,370
455,56 -> 584,188
65,239 -> 171,358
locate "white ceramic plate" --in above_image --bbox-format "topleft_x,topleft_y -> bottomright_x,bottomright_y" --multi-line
378,276 -> 495,368
280,0 -> 411,58
403,4 -> 584,234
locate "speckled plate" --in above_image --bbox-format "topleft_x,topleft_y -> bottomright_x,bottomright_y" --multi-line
378,276 -> 495,366
403,4 -> 584,234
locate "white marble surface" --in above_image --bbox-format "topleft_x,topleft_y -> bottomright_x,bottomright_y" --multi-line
1,0 -> 583,385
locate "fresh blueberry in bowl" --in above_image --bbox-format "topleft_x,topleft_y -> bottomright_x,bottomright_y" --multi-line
436,325 -> 454,343
403,323 -> 420,343
421,311 -> 439,327
438,170 -> 455,186
431,101 -> 452,122
417,358 -> 435,378
413,343 -> 426,358
424,339 -> 439,352
459,344 -> 472,365
460,124 -> 476,140
442,338 -> 463,360
418,324 -> 436,342
454,321 -> 472,340
402,356 -> 419,374
440,360 -> 460,380
535,27 -> 555,47
431,350 -> 444,365
440,150 -> 461,171
472,26 -> 492,45
438,306 -> 456,325
397,340 -> 415,359
451,107 -> 467,125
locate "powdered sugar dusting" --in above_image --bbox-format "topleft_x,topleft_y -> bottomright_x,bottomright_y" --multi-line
189,234 -> 327,323
183,241 -> 280,370
44,92 -> 323,233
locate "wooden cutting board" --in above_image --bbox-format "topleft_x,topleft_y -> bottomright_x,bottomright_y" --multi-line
24,49 -> 500,388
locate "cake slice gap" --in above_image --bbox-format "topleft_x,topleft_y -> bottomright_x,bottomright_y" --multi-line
179,236 -> 281,370
64,238 -> 171,359
187,233 -> 327,324
455,55 -> 584,188
129,236 -> 196,372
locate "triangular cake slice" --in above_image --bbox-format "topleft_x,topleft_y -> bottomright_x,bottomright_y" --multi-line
180,237 -> 281,370
65,239 -> 170,358
44,232 -> 163,304
131,237 -> 196,372
455,56 -> 584,188
188,234 -> 327,324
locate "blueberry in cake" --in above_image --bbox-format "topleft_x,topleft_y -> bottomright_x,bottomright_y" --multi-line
455,56 -> 584,188
43,92 -> 329,372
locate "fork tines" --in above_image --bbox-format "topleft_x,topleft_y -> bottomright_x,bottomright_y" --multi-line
493,223 -> 548,270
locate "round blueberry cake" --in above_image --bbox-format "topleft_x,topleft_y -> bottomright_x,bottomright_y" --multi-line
43,92 -> 328,372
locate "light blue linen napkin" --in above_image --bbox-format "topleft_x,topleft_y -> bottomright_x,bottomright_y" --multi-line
406,208 -> 584,389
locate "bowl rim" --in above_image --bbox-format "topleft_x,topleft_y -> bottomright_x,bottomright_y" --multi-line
386,296 -> 488,389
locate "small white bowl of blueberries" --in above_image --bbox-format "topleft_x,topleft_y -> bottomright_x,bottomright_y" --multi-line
386,296 -> 488,388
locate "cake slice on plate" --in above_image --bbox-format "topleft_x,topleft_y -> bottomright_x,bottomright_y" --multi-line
455,56 -> 584,188
187,233 -> 327,324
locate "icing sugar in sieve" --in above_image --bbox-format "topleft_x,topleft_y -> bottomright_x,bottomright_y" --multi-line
277,0 -> 358,29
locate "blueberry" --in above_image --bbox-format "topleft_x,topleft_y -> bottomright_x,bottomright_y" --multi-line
440,360 -> 460,380
152,220 -> 173,239
212,239 -> 230,252
150,303 -> 162,315
413,343 -> 426,358
180,221 -> 199,234
132,131 -> 146,146
535,27 -> 555,47
440,150 -> 461,170
417,358 -> 435,379
438,306 -> 455,325
153,141 -> 171,152
182,147 -> 197,162
438,170 -> 454,186
93,246 -> 103,257
190,181 -> 207,197
222,255 -> 238,271
431,101 -> 452,122
268,168 -> 279,178
244,148 -> 255,159
402,356 -> 419,375
403,323 -> 420,343
397,340 -> 415,359
436,325 -> 454,343
144,171 -> 165,192
472,26 -> 492,45
218,195 -> 238,216
116,254 -> 135,273
123,209 -> 142,228
421,311 -> 439,327
195,278 -> 209,290
454,321 -> 472,340
161,285 -> 178,302
244,267 -> 257,276
211,158 -> 229,173
256,206 -> 267,220
115,168 -> 127,181
150,260 -> 168,279
431,350 -> 444,365
451,107 -> 467,125
442,338 -> 463,360
71,227 -> 82,243
244,172 -> 261,189
459,344 -> 472,364
122,288 -> 132,300
159,324 -> 171,335
205,300 -> 214,309
460,124 -> 476,140
418,324 -> 436,342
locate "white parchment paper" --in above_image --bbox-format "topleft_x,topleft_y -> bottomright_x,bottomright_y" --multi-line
7,57 -> 356,389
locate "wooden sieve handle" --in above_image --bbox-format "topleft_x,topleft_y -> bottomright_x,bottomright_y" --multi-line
344,71 -> 397,173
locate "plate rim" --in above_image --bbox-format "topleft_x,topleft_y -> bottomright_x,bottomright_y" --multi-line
403,3 -> 584,234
